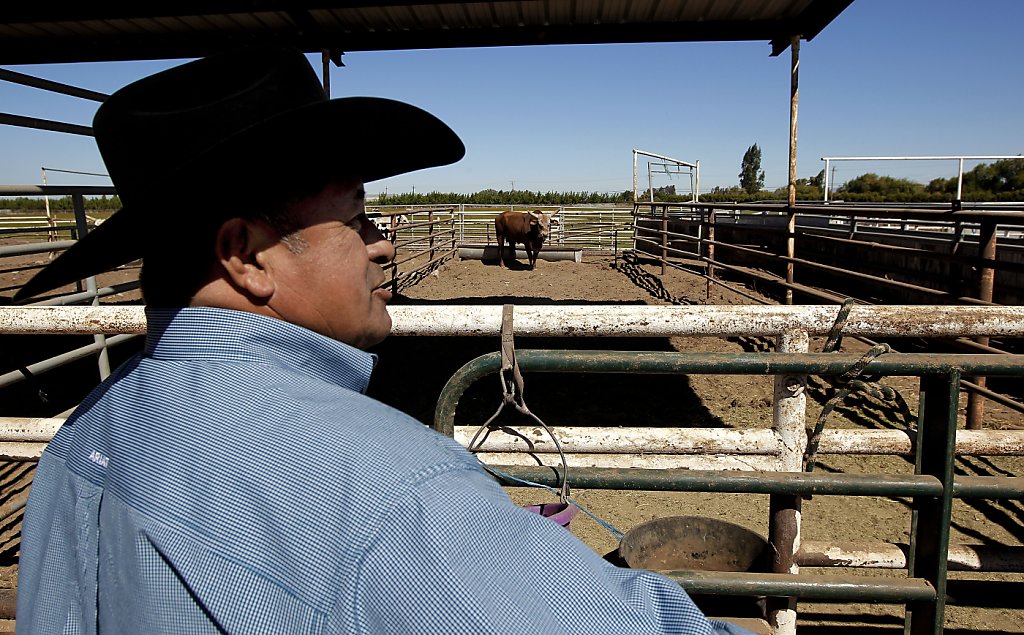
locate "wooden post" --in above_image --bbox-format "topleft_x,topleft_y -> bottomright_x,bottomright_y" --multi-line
966,219 -> 998,429
785,36 -> 800,306
767,328 -> 808,635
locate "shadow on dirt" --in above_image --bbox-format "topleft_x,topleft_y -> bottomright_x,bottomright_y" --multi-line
612,257 -> 698,306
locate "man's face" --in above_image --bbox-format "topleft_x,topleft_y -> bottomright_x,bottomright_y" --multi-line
261,177 -> 396,349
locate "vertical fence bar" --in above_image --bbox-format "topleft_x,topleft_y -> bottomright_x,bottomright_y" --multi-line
458,204 -> 465,246
785,210 -> 796,306
767,328 -> 808,635
660,204 -> 668,276
41,167 -> 57,246
705,206 -> 716,302
613,228 -> 619,267
906,371 -> 960,635
966,219 -> 997,430
951,221 -> 964,256
71,194 -> 110,379
631,203 -> 641,253
428,210 -> 436,262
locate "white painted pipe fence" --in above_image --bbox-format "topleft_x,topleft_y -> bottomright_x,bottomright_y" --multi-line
3,304 -> 1023,467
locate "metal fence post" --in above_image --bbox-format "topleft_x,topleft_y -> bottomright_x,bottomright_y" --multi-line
906,370 -> 960,634
660,204 -> 668,276
428,209 -> 435,262
705,206 -> 716,302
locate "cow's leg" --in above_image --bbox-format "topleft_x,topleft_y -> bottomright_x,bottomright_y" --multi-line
526,245 -> 536,270
496,234 -> 506,268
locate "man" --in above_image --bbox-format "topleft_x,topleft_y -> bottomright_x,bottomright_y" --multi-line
15,47 -> 750,634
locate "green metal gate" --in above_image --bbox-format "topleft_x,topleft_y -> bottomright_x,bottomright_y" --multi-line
434,350 -> 1024,635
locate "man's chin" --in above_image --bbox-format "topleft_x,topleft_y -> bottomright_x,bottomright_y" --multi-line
359,315 -> 393,350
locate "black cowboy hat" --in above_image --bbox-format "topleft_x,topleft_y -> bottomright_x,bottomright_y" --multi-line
15,45 -> 465,301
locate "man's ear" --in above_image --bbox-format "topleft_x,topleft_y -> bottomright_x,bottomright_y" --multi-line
213,217 -> 277,300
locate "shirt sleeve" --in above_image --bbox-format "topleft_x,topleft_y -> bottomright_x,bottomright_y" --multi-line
343,466 -> 747,635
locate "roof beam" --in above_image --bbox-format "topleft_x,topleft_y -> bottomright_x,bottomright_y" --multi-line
0,18 -> 825,65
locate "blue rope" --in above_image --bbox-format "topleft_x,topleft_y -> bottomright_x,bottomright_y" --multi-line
482,463 -> 625,540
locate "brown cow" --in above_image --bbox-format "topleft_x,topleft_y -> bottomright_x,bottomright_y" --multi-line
494,210 -> 553,269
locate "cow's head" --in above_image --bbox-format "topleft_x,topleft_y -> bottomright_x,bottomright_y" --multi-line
529,210 -> 552,240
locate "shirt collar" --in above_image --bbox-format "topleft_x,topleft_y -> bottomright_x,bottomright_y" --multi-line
143,307 -> 377,393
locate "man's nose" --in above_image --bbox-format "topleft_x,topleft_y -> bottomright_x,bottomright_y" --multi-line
366,222 -> 396,264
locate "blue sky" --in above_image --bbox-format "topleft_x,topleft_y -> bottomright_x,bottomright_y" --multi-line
2,0 -> 1022,198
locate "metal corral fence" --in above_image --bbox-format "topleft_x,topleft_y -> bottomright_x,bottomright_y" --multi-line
632,200 -> 1024,431
631,201 -> 1024,307
370,204 -> 634,257
2,303 -> 1023,634
367,207 -> 460,292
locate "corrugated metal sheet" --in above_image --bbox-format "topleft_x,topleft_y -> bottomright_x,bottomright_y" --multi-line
0,1 -> 853,65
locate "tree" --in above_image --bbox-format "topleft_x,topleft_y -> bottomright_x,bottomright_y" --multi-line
739,143 -> 765,194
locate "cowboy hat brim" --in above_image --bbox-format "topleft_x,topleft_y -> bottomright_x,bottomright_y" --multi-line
15,96 -> 464,302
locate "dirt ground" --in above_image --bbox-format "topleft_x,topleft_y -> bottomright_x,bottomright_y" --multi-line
2,244 -> 1022,633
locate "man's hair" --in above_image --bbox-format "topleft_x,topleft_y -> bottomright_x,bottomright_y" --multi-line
139,163 -> 340,307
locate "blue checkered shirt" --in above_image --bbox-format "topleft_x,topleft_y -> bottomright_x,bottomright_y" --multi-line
18,307 -> 748,634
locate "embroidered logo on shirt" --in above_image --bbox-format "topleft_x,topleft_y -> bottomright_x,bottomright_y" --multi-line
88,450 -> 110,468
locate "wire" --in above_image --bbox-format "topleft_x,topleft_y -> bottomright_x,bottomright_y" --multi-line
480,463 -> 625,540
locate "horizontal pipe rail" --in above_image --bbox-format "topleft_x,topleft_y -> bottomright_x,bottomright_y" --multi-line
0,185 -> 116,196
797,541 -> 1024,572
442,349 -> 1024,380
9,421 -> 1018,462
6,304 -> 1024,337
670,200 -> 1024,221
33,281 -> 140,307
0,68 -> 108,101
455,426 -> 1024,456
490,466 -> 946,497
474,452 -> 779,471
0,112 -> 92,136
0,225 -> 74,237
485,466 -> 1023,499
0,240 -> 76,257
664,571 -> 937,602
809,231 -> 1024,274
0,333 -> 137,389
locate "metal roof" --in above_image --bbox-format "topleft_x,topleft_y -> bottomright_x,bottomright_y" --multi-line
0,1 -> 854,66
